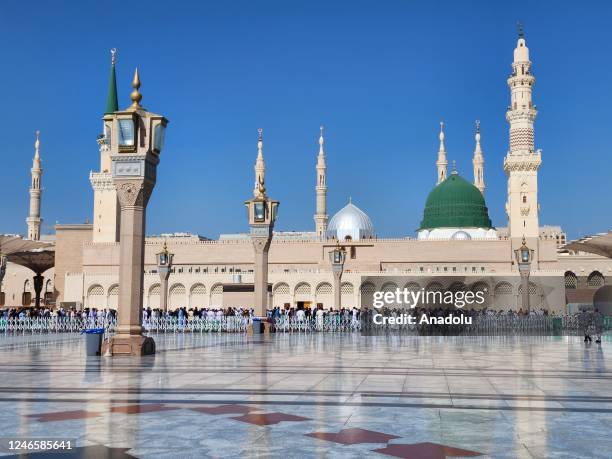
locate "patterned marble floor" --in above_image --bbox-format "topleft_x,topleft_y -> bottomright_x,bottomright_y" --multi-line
0,333 -> 610,458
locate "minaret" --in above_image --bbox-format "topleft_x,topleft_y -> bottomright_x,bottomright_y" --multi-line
314,126 -> 328,238
26,131 -> 43,240
90,48 -> 120,243
503,25 -> 541,239
436,121 -> 448,184
253,128 -> 265,197
473,120 -> 485,195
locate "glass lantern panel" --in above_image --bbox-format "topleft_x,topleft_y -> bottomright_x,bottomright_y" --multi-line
154,124 -> 166,151
521,249 -> 530,263
118,119 -> 135,147
254,202 -> 265,222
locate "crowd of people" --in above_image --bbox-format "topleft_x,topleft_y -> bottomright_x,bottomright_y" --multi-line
0,305 -> 605,341
1,306 -> 115,321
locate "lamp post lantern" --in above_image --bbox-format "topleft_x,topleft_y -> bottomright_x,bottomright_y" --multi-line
104,68 -> 168,356
514,236 -> 534,312
329,243 -> 347,309
156,242 -> 173,313
245,129 -> 279,321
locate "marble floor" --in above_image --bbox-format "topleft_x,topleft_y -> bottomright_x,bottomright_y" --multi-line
0,333 -> 610,458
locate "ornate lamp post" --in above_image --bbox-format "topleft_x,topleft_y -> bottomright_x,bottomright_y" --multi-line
245,129 -> 279,321
514,237 -> 534,312
104,69 -> 168,356
156,242 -> 173,313
329,243 -> 347,309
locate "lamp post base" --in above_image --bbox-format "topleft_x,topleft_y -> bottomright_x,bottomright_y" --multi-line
103,334 -> 156,356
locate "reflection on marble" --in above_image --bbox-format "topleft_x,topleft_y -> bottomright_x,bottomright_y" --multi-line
0,333 -> 610,458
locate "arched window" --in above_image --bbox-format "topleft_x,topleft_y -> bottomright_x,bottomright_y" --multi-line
587,271 -> 605,288
564,272 -> 577,289
494,282 -> 513,295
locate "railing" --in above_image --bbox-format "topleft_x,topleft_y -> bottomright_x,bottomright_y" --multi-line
0,315 -> 609,335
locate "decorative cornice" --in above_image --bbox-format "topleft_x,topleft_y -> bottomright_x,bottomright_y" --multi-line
503,151 -> 542,172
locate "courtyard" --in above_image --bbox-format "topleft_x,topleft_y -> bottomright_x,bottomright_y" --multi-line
0,333 -> 610,458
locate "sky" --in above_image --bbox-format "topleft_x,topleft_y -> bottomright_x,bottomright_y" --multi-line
0,0 -> 610,240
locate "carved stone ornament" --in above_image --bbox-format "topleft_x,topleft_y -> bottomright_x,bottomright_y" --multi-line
252,236 -> 271,254
116,180 -> 153,207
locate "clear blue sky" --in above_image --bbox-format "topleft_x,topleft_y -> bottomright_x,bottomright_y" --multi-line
1,0 -> 610,240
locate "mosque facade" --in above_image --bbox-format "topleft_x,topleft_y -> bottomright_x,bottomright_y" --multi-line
1,33 -> 610,312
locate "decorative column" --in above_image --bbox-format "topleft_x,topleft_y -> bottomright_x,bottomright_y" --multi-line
0,255 -> 6,292
514,237 -> 534,312
104,68 -> 168,356
156,243 -> 174,312
33,274 -> 44,308
245,129 -> 279,319
329,243 -> 346,309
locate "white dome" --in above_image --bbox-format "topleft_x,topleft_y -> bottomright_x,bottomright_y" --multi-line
451,230 -> 472,240
327,201 -> 374,241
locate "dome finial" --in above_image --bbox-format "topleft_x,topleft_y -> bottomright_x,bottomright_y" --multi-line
349,196 -> 352,204
452,160 -> 457,174
439,121 -> 445,142
129,68 -> 142,109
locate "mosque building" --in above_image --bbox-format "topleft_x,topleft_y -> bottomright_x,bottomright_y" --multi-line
1,32 -> 610,312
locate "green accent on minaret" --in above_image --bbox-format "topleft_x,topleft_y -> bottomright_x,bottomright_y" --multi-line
105,62 -> 118,114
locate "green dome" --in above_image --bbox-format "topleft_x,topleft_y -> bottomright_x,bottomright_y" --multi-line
419,173 -> 492,230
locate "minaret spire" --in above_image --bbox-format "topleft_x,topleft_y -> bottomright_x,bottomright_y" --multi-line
254,128 -> 266,198
105,48 -> 119,114
436,121 -> 448,184
503,28 -> 542,239
27,130 -> 43,240
314,125 -> 328,238
473,120 -> 485,195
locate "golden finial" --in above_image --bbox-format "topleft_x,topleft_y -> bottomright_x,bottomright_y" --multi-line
130,68 -> 142,109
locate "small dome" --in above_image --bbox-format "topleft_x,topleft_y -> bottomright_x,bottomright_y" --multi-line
451,230 -> 472,240
327,201 -> 374,241
419,173 -> 492,230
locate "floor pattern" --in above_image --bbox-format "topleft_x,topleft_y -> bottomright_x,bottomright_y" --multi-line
0,333 -> 610,458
